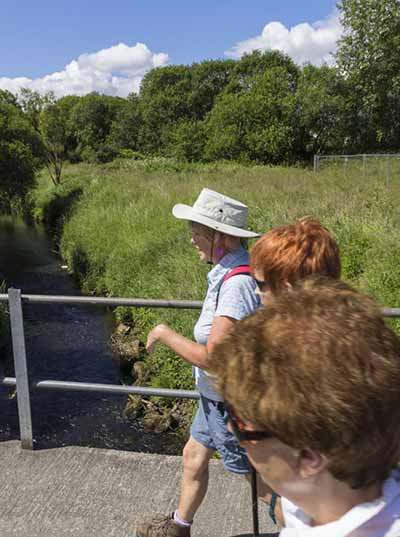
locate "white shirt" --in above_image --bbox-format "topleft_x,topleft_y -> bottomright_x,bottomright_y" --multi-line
280,469 -> 400,537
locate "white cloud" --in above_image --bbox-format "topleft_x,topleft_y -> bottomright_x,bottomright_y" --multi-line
225,11 -> 343,66
0,42 -> 169,98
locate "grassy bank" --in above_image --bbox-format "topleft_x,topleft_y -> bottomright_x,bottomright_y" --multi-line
30,159 -> 400,396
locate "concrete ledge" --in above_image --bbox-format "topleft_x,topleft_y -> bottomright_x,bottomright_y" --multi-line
0,440 -> 279,536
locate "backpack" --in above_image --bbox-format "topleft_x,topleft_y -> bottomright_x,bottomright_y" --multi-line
216,265 -> 251,307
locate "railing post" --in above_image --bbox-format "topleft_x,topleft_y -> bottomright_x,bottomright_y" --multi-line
8,288 -> 33,450
313,154 -> 319,172
386,156 -> 390,188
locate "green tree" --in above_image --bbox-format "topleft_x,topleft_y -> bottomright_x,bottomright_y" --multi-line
69,93 -> 126,162
138,65 -> 193,154
18,89 -> 79,183
55,95 -> 81,163
336,0 -> 400,150
226,49 -> 299,94
0,89 -> 19,108
39,102 -> 69,185
203,93 -> 251,161
138,60 -> 236,155
0,101 -> 42,209
108,93 -> 141,154
18,88 -> 55,132
188,59 -> 236,119
164,119 -> 206,162
205,66 -> 297,164
295,64 -> 349,158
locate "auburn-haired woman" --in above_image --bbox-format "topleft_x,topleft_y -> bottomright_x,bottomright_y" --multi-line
251,217 -> 341,305
245,216 -> 341,525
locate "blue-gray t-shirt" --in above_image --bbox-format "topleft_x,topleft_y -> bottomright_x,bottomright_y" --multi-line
193,247 -> 260,401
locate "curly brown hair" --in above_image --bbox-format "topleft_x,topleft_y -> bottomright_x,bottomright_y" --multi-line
209,277 -> 400,488
250,218 -> 340,292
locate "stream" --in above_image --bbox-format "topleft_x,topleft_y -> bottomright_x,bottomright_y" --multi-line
0,217 -> 183,454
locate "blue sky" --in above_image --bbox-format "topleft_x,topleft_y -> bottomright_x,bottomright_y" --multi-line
1,0 -> 340,97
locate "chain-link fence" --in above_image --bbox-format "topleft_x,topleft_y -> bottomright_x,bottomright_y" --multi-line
313,154 -> 400,185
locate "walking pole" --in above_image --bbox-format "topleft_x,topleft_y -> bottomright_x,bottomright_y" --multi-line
251,465 -> 259,536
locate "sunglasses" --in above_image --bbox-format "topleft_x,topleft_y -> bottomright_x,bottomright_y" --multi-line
225,405 -> 275,443
254,278 -> 269,291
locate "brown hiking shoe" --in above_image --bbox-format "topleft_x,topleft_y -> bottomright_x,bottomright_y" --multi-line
134,514 -> 191,537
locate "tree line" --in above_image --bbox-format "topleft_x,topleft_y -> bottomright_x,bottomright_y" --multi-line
1,0 -> 400,206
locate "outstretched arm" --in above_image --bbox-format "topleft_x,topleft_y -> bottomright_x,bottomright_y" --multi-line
146,315 -> 236,369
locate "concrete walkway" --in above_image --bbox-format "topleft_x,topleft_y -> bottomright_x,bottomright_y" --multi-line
0,441 -> 279,537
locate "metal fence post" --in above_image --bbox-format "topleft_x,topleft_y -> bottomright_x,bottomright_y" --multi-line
313,154 -> 319,172
386,157 -> 390,188
8,288 -> 33,450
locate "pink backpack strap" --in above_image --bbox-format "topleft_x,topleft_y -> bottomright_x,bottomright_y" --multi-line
216,265 -> 252,308
222,265 -> 251,283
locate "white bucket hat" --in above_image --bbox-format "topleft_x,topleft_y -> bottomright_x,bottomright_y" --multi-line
172,188 -> 259,238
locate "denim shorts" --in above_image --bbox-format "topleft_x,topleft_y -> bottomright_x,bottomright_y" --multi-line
190,395 -> 251,475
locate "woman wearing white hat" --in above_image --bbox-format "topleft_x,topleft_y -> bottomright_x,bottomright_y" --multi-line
135,188 -> 260,537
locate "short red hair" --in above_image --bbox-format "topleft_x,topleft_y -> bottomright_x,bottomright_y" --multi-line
251,217 -> 340,292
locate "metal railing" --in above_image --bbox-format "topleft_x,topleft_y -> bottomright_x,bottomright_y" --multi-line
0,289 -> 203,450
1,288 -> 400,451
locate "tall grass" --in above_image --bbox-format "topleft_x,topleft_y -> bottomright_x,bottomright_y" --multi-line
31,159 -> 400,390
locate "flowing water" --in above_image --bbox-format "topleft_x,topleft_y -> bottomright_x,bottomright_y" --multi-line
0,217 -> 183,454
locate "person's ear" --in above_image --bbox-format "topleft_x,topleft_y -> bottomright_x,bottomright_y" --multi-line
298,448 -> 328,478
214,231 -> 227,249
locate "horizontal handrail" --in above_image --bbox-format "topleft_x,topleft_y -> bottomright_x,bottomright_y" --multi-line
0,293 -> 203,309
382,308 -> 400,318
1,293 -> 399,316
0,376 -> 199,399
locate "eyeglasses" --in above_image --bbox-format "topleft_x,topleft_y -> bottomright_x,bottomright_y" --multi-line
254,278 -> 268,291
189,224 -> 212,242
225,405 -> 275,443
